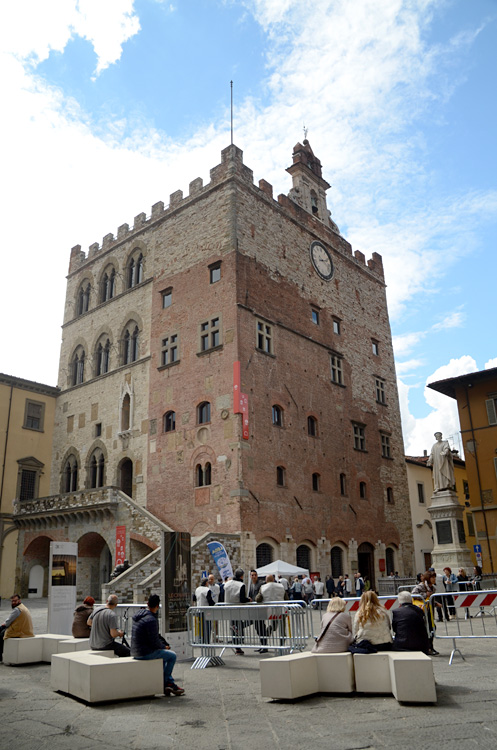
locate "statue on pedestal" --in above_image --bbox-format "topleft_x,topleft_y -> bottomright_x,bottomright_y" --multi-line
427,432 -> 456,492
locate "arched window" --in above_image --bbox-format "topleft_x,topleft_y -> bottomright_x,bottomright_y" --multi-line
312,472 -> 320,491
89,450 -> 105,489
121,394 -> 130,431
331,546 -> 344,578
387,487 -> 394,504
123,325 -> 139,365
340,473 -> 347,496
195,463 -> 204,487
307,416 -> 317,437
63,455 -> 78,493
276,465 -> 285,486
95,339 -> 110,376
101,268 -> 116,302
77,283 -> 90,316
127,252 -> 144,289
204,462 -> 211,486
310,190 -> 319,216
359,481 -> 367,499
272,405 -> 283,427
164,411 -> 176,432
386,547 -> 395,576
197,401 -> 211,424
71,348 -> 85,386
256,543 -> 273,568
296,544 -> 311,570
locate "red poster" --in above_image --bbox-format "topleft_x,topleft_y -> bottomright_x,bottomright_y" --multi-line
115,526 -> 126,565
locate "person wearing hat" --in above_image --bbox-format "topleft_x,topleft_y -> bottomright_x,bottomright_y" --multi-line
72,596 -> 95,638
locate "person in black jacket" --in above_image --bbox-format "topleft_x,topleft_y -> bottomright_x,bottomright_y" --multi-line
392,591 -> 431,655
131,594 -> 184,696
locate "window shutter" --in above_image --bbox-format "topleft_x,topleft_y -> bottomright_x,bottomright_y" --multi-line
486,399 -> 497,425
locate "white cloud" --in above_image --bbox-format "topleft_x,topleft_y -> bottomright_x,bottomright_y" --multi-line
0,0 -> 140,73
399,355 -> 478,456
393,332 -> 426,358
431,310 -> 465,331
395,359 -> 424,377
485,358 -> 497,370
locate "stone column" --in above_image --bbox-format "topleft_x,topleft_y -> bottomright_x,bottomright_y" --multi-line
427,489 -> 473,572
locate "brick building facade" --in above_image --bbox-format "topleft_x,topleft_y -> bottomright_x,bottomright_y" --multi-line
13,141 -> 414,597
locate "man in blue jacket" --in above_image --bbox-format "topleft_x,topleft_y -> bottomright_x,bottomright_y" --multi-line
131,594 -> 184,696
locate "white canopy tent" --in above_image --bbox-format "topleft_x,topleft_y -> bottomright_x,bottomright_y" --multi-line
255,559 -> 309,578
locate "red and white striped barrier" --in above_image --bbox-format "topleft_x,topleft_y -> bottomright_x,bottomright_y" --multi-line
448,592 -> 497,609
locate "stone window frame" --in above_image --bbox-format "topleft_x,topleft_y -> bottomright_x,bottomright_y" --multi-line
195,461 -> 212,487
160,332 -> 180,368
94,336 -> 111,377
255,318 -> 274,356
23,399 -> 45,432
100,265 -> 117,303
417,482 -> 425,504
209,261 -> 222,284
198,314 -> 222,354
380,432 -> 392,459
77,280 -> 91,316
126,248 -> 145,289
71,346 -> 86,386
121,322 -> 140,365
307,415 -> 318,437
61,452 -> 79,493
311,307 -> 320,325
353,422 -> 366,452
330,354 -> 344,386
359,481 -> 367,499
272,404 -> 283,427
17,456 -> 44,501
197,401 -> 211,425
332,317 -> 341,335
87,446 -> 106,489
161,287 -> 173,309
276,465 -> 286,487
163,410 -> 176,433
372,339 -> 379,356
375,377 -> 386,405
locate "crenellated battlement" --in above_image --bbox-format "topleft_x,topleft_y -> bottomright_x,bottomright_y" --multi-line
67,143 -> 383,280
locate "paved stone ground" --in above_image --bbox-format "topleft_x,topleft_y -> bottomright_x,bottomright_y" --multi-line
1,599 -> 497,750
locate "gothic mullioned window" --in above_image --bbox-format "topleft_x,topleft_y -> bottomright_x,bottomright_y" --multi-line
77,282 -> 91,316
89,450 -> 105,488
123,325 -> 139,365
71,348 -> 85,385
127,252 -> 144,289
95,339 -> 111,376
63,455 -> 78,493
101,268 -> 116,302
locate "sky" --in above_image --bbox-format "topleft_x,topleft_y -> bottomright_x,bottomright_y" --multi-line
1,0 -> 496,456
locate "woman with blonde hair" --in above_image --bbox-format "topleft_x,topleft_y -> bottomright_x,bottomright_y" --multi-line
353,590 -> 392,650
312,597 -> 353,653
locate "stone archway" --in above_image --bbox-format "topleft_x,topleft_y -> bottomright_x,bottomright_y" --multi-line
23,535 -> 52,597
77,532 -> 112,600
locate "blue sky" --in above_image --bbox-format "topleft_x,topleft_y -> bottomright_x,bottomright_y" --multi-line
1,0 -> 496,455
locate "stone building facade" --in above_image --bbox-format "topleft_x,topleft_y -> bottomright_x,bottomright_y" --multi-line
13,141 -> 414,598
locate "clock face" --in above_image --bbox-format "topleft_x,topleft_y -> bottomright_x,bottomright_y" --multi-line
310,241 -> 334,281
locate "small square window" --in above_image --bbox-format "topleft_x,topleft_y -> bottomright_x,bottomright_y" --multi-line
353,423 -> 366,451
372,340 -> 379,356
311,309 -> 320,325
210,264 -> 221,284
276,466 -> 286,486
162,333 -> 179,366
256,319 -> 273,355
330,355 -> 344,385
375,378 -> 386,404
95,423 -> 102,437
162,289 -> 172,309
417,483 -> 425,504
333,319 -> 341,335
199,317 -> 222,353
381,433 -> 391,458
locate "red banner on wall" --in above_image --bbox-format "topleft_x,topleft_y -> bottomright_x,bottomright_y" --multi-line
115,526 -> 126,565
233,361 -> 249,439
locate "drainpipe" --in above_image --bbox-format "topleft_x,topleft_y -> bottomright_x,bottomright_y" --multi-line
0,385 -> 14,581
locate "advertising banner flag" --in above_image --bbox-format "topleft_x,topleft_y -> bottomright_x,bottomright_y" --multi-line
207,540 -> 233,581
48,541 -> 78,635
115,525 -> 126,565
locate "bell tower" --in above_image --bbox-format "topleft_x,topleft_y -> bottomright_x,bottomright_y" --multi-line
286,139 -> 338,231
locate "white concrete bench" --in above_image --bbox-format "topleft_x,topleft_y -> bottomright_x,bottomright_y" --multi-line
260,652 -> 354,699
57,638 -> 91,653
260,651 -> 436,703
3,634 -> 69,665
51,652 -> 163,703
353,652 -> 436,703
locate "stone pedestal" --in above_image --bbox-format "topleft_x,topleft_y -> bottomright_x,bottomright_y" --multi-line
427,490 -> 473,572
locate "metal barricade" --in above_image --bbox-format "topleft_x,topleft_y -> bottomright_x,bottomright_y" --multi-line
187,602 -> 311,669
429,589 -> 497,664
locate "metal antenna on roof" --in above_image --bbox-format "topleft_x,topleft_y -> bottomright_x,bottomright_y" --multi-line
303,124 -> 308,140
230,81 -> 234,145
